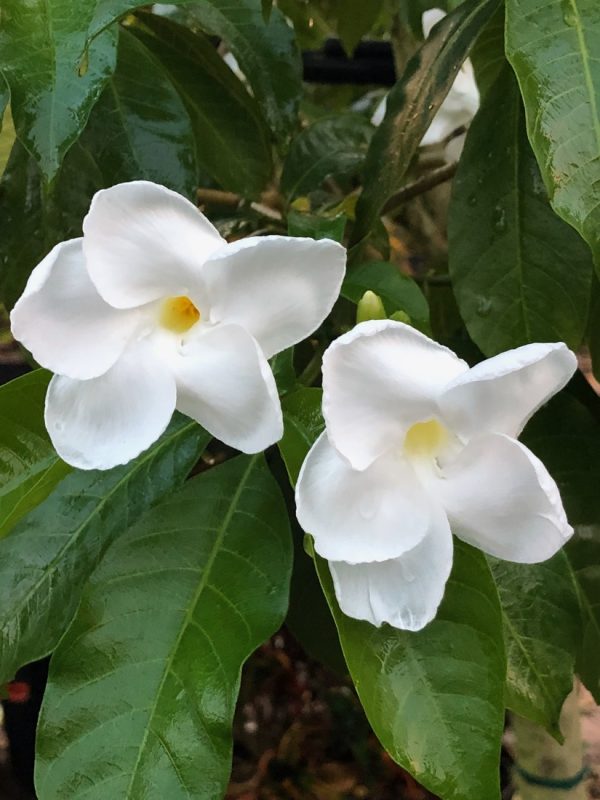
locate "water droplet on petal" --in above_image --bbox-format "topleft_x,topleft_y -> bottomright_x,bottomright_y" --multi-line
359,493 -> 378,520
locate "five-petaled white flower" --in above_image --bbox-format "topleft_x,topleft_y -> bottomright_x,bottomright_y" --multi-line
295,320 -> 576,631
11,181 -> 346,470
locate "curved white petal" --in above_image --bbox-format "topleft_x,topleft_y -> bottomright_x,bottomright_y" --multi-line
45,341 -> 176,470
330,504 -> 453,630
82,181 -> 224,309
202,236 -> 346,359
173,324 -> 282,453
422,8 -> 446,38
322,320 -> 468,470
11,239 -> 141,380
296,432 -> 433,563
440,342 -> 577,441
435,433 -> 573,563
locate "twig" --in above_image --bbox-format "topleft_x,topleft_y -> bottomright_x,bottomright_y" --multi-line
382,161 -> 458,216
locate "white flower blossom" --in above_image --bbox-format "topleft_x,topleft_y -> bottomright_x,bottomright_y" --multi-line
295,320 -> 576,631
11,181 -> 346,470
371,8 -> 479,160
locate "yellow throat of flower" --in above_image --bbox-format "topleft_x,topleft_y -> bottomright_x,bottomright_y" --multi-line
403,418 -> 449,459
160,296 -> 200,334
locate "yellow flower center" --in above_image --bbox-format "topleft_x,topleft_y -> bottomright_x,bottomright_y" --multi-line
403,419 -> 449,458
160,296 -> 200,334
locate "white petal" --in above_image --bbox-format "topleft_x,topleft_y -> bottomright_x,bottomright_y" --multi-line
435,433 -> 573,563
82,181 -> 224,309
45,341 -> 176,470
202,236 -> 346,358
330,504 -> 453,630
296,432 -> 434,563
422,8 -> 446,38
322,320 -> 468,470
10,239 -> 140,380
440,342 -> 577,441
421,60 -> 479,146
173,324 -> 282,453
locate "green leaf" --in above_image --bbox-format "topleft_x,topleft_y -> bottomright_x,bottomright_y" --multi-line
287,210 -> 347,242
489,555 -> 580,737
521,393 -> 600,702
315,544 -> 505,800
505,0 -> 600,268
470,6 -> 506,98
146,0 -> 302,143
352,0 -> 499,244
281,114 -> 373,200
80,27 -> 197,199
337,0 -> 384,54
449,66 -> 593,356
278,387 -> 504,798
0,371 -> 70,540
0,1 -> 117,182
565,527 -> 600,701
341,260 -> 430,330
269,347 -> 296,395
133,14 -> 273,197
36,454 -> 292,799
279,387 -> 325,485
0,415 -> 209,683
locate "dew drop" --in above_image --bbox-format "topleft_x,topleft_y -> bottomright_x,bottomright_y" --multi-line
467,193 -> 477,207
492,205 -> 507,233
476,297 -> 492,317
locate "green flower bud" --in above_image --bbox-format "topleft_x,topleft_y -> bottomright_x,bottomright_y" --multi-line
356,290 -> 386,324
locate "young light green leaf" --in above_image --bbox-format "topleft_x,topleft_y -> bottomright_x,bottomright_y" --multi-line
341,261 -> 430,330
133,14 -> 273,197
505,0 -> 600,269
36,455 -> 292,799
449,66 -> 593,356
0,371 -> 70,540
0,415 -> 209,683
489,555 -> 580,738
281,114 -> 373,200
352,0 -> 499,244
0,0 -> 117,182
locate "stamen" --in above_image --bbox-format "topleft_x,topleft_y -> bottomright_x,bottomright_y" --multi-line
404,419 -> 449,458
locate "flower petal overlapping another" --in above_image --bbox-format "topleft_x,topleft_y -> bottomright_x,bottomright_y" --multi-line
11,181 -> 346,469
295,320 -> 577,631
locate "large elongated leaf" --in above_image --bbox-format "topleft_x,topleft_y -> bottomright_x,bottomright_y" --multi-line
133,14 -> 273,197
489,555 -> 580,737
144,0 -> 302,142
0,1 -> 117,182
505,0 -> 600,267
0,415 -> 209,683
278,387 -> 505,800
449,66 -> 593,356
81,27 -> 197,198
352,0 -> 499,244
0,371 -> 70,539
281,114 -> 373,200
36,455 -> 292,799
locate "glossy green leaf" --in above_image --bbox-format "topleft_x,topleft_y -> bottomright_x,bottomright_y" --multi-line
0,103 -> 15,177
489,555 -> 580,737
36,454 -> 292,799
352,0 -> 499,244
315,545 -> 505,800
342,260 -> 430,330
337,0 -> 384,54
505,0 -> 600,268
449,66 -> 593,356
565,527 -> 600,701
0,415 -> 209,683
588,276 -> 600,381
278,387 -> 505,799
133,14 -> 273,197
80,27 -> 197,199
281,114 -> 373,200
0,1 -> 117,182
270,347 -> 296,395
522,392 -> 600,702
144,0 -> 302,142
470,6 -> 506,98
287,210 -> 347,242
0,371 -> 70,540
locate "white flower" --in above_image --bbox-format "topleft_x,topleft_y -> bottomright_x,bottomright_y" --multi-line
11,181 -> 346,470
371,8 -> 479,160
295,320 -> 576,631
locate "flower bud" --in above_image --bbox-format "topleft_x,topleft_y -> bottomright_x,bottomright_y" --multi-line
356,290 -> 386,324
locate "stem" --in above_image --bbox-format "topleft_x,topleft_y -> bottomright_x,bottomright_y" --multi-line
382,162 -> 458,216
